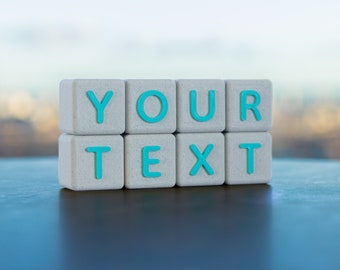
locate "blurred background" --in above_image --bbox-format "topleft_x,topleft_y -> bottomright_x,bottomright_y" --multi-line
0,0 -> 339,158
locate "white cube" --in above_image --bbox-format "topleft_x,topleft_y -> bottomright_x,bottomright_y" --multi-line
59,134 -> 124,190
225,132 -> 272,185
59,79 -> 125,135
125,134 -> 176,189
177,79 -> 225,132
176,133 -> 225,187
126,79 -> 176,134
225,80 -> 272,132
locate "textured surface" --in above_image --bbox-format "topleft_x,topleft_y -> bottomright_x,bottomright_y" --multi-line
176,79 -> 225,132
1,158 -> 340,269
1,158 -> 340,270
176,133 -> 225,186
58,134 -> 124,190
125,134 -> 176,189
225,80 -> 272,132
59,79 -> 125,135
225,132 -> 272,184
126,79 -> 176,134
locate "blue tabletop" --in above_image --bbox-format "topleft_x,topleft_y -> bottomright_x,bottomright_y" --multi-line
0,158 -> 340,270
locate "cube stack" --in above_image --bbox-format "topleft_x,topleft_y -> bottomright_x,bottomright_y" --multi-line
59,79 -> 272,191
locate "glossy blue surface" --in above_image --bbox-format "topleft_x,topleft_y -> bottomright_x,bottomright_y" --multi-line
0,158 -> 340,270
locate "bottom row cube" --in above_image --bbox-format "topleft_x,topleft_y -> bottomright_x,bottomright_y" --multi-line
58,132 -> 272,191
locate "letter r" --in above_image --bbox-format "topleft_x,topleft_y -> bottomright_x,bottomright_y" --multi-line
240,90 -> 262,121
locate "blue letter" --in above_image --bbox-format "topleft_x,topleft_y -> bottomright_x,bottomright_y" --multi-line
190,90 -> 216,122
142,146 -> 162,178
190,144 -> 215,176
240,90 -> 262,121
87,90 -> 114,124
239,143 -> 262,174
137,90 -> 168,123
86,146 -> 111,179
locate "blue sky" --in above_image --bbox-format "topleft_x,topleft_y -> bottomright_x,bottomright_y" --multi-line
1,0 -> 340,96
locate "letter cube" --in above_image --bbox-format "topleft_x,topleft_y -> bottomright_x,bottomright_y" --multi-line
176,79 -> 225,132
225,80 -> 272,132
225,132 -> 272,185
125,134 -> 176,189
126,79 -> 176,134
59,79 -> 125,135
59,134 -> 124,190
176,133 -> 225,187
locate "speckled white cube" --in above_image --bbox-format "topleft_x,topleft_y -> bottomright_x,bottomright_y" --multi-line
59,134 -> 124,191
126,79 -> 176,134
225,80 -> 272,132
225,132 -> 272,185
176,133 -> 225,187
125,134 -> 176,189
177,79 -> 225,133
59,79 -> 125,135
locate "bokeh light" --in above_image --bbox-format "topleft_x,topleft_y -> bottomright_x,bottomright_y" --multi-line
0,0 -> 340,157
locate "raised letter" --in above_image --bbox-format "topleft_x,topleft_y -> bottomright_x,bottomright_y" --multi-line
137,90 -> 168,123
240,90 -> 262,121
190,90 -> 216,122
190,144 -> 215,176
87,90 -> 114,124
239,143 -> 262,174
86,146 -> 111,179
142,146 -> 162,178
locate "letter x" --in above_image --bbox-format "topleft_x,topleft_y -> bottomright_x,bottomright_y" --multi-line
189,144 -> 215,176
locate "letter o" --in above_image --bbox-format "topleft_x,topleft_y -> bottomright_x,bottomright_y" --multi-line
137,90 -> 169,123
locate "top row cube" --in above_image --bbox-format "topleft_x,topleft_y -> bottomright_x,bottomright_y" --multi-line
59,79 -> 272,134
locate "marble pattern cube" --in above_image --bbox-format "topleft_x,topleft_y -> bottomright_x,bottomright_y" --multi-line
177,79 -> 225,132
59,79 -> 125,135
176,133 -> 225,187
125,134 -> 176,189
59,134 -> 124,190
126,79 -> 176,134
225,132 -> 272,185
225,80 -> 272,132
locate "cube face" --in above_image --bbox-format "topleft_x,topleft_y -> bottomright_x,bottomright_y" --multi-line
177,79 -> 225,132
176,133 -> 225,187
58,134 -> 124,190
225,80 -> 272,132
225,132 -> 272,185
125,134 -> 176,189
59,79 -> 125,135
126,79 -> 176,134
